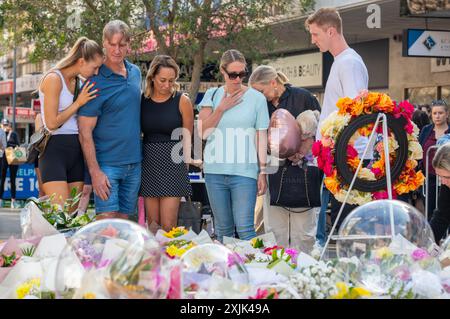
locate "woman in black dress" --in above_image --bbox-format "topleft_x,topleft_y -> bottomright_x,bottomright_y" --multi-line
140,55 -> 194,231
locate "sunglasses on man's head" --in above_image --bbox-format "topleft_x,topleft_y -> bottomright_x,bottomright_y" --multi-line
431,99 -> 448,107
223,68 -> 248,80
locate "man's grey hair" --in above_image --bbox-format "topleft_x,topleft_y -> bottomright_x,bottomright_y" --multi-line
103,20 -> 131,43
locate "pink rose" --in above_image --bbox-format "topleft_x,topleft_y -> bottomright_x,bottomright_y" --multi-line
411,248 -> 429,261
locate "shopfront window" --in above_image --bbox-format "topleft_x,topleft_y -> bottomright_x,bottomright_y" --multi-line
406,87 -> 438,105
441,86 -> 450,104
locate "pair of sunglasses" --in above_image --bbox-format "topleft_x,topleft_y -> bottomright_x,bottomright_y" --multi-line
223,68 -> 248,80
431,99 -> 448,107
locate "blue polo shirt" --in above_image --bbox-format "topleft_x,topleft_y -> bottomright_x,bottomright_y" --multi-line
78,60 -> 142,166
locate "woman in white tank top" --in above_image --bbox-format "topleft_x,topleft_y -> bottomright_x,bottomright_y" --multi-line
38,37 -> 103,208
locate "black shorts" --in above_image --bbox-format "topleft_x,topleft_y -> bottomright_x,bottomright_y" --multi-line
39,134 -> 85,184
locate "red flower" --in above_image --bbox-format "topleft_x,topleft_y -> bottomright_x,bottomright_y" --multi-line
312,141 -> 322,157
263,245 -> 283,255
404,121 -> 413,134
347,145 -> 358,159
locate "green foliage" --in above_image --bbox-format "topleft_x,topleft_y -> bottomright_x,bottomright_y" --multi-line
27,188 -> 94,230
1,252 -> 19,267
1,0 -> 311,100
21,245 -> 36,257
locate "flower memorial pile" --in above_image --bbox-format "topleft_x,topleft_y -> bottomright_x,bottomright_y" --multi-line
0,216 -> 449,299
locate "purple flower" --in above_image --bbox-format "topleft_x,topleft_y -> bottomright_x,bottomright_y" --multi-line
227,253 -> 245,268
411,248 -> 430,261
285,248 -> 298,262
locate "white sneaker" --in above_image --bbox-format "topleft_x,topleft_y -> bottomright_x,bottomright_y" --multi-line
10,200 -> 16,209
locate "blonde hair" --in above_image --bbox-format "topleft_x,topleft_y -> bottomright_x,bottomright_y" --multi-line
249,65 -> 289,86
37,37 -> 103,91
103,20 -> 131,43
144,55 -> 180,98
220,49 -> 246,71
432,143 -> 450,172
305,7 -> 343,34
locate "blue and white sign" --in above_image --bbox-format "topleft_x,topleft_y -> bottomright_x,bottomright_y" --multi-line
3,164 -> 39,200
403,29 -> 450,58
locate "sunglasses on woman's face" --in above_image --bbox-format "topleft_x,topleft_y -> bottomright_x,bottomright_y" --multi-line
224,68 -> 248,80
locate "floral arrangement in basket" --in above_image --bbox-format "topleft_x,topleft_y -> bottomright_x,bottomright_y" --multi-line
312,91 -> 425,205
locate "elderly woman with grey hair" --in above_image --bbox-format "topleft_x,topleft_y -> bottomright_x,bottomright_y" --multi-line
249,65 -> 321,253
430,143 -> 450,244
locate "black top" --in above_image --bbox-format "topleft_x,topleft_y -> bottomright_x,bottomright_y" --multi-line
268,84 -> 321,118
141,92 -> 183,143
430,184 -> 450,243
6,131 -> 19,148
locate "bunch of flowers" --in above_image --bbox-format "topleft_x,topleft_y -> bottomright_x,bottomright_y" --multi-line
281,262 -> 339,299
16,278 -> 41,299
28,189 -> 94,230
357,246 -> 447,298
164,239 -> 195,258
163,227 -> 189,239
0,252 -> 20,268
313,91 -> 424,205
264,246 -> 298,269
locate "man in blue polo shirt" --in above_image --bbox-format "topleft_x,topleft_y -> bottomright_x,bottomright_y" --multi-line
78,20 -> 142,219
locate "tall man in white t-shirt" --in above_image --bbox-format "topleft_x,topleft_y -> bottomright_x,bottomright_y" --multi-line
305,8 -> 369,247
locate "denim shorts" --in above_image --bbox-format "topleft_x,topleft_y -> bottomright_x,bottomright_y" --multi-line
94,163 -> 141,215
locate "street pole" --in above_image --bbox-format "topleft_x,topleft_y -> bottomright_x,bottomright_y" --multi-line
12,45 -> 17,132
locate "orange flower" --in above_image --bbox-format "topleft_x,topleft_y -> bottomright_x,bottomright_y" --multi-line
337,97 -> 354,115
365,92 -> 380,107
375,94 -> 394,113
350,100 -> 364,116
358,124 -> 374,137
324,170 -> 340,194
348,157 -> 360,171
415,170 -> 425,186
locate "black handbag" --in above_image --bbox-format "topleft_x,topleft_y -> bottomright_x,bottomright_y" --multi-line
26,76 -> 80,163
178,197 -> 203,234
268,160 -> 323,212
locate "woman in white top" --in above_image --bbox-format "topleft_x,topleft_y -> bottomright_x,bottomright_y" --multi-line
38,37 -> 103,206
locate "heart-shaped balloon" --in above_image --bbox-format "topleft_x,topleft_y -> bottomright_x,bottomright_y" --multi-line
268,109 -> 302,158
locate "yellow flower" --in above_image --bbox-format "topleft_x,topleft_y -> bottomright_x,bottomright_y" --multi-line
331,282 -> 371,299
16,278 -> 41,299
349,287 -> 371,299
375,247 -> 393,260
82,292 -> 97,299
166,242 -> 194,258
320,111 -> 351,139
164,226 -> 188,238
408,141 -> 423,160
331,282 -> 349,299
334,189 -> 372,206
357,168 -> 376,181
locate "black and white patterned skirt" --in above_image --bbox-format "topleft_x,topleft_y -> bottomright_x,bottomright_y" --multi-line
140,141 -> 193,198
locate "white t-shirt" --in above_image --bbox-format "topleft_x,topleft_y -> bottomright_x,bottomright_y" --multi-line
316,48 -> 370,158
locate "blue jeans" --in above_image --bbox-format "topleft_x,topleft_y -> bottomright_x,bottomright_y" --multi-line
316,188 -> 330,246
205,174 -> 257,242
94,163 -> 141,215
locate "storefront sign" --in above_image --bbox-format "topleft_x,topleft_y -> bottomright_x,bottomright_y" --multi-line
16,74 -> 42,93
261,52 -> 323,88
32,99 -> 41,112
403,29 -> 450,58
2,164 -> 39,199
0,80 -> 13,95
178,81 -> 223,93
431,57 -> 450,73
5,107 -> 35,123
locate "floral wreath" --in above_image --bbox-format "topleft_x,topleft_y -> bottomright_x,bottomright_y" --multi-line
312,91 -> 425,206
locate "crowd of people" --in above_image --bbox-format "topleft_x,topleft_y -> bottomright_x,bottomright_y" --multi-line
1,8 -> 448,252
